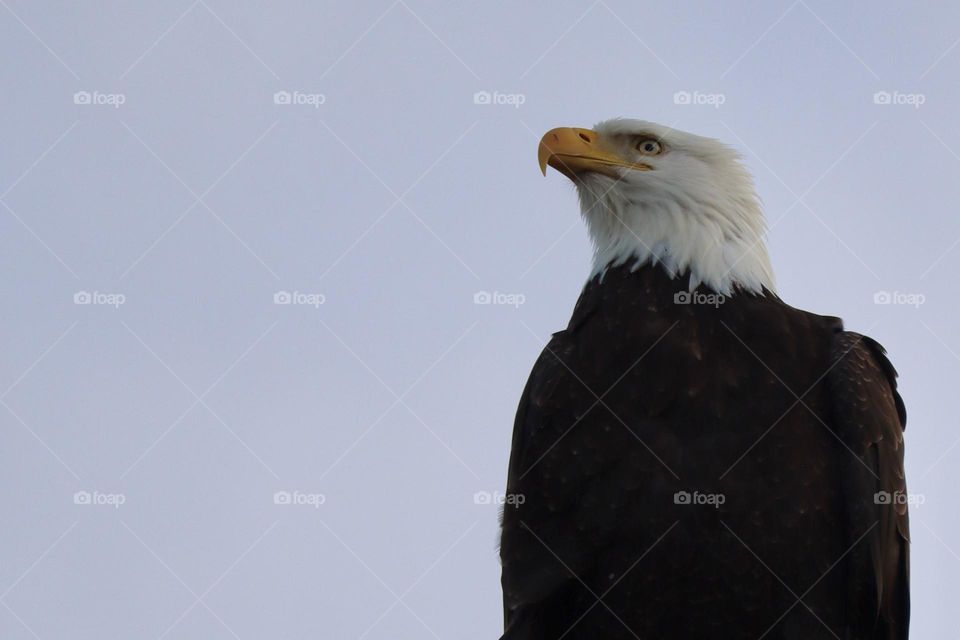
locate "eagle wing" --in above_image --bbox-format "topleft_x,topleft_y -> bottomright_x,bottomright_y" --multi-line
499,329 -> 595,636
827,331 -> 909,639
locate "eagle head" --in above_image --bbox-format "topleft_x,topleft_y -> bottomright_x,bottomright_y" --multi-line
538,119 -> 775,296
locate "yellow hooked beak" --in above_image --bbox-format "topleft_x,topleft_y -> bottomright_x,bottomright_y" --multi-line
538,127 -> 653,179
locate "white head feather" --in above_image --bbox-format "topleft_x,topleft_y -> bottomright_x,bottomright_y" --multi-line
574,119 -> 775,296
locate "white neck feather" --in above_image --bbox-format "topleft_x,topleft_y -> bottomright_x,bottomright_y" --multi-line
577,175 -> 776,297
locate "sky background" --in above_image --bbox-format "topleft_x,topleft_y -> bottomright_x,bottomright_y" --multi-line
0,1 -> 958,638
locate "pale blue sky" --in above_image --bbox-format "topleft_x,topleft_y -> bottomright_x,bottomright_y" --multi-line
1,1 -> 958,638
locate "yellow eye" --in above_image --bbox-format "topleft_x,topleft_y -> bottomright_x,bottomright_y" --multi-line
636,139 -> 662,155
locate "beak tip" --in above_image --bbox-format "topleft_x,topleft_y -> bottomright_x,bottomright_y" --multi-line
537,143 -> 551,176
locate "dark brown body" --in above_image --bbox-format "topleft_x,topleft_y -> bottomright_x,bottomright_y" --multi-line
500,264 -> 908,639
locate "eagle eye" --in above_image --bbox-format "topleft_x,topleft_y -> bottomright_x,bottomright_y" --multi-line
636,139 -> 663,155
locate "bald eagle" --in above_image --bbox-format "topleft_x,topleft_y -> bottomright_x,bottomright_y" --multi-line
499,120 -> 909,639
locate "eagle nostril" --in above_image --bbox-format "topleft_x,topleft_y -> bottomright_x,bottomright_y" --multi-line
578,132 -> 592,143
